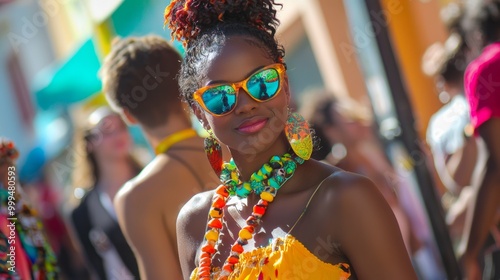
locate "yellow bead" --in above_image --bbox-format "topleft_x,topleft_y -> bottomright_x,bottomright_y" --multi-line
243,182 -> 252,191
263,164 -> 272,173
231,172 -> 238,182
209,208 -> 223,218
238,228 -> 252,240
260,192 -> 274,202
205,230 -> 219,242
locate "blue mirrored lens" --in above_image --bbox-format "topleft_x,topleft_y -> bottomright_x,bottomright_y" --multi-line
246,68 -> 280,101
202,85 -> 237,115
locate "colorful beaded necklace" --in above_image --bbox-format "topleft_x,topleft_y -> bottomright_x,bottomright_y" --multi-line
197,152 -> 304,279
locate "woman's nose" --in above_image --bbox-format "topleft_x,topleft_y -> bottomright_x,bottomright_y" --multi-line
233,87 -> 257,115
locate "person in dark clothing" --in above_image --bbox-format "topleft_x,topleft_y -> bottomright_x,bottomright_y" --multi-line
69,107 -> 141,280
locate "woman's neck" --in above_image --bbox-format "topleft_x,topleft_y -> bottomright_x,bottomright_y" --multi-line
230,134 -> 289,181
97,157 -> 135,200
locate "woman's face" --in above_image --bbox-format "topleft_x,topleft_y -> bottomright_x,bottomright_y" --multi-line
194,36 -> 290,156
88,114 -> 131,160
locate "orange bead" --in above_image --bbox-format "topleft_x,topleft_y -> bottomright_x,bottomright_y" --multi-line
216,185 -> 229,197
208,218 -> 222,229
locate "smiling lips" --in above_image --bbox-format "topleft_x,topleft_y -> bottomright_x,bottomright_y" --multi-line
236,118 -> 268,134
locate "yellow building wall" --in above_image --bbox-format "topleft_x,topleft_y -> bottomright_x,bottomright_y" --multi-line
380,0 -> 448,138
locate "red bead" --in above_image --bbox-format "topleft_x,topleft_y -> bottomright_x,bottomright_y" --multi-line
198,267 -> 211,277
212,195 -> 226,208
253,205 -> 266,216
223,263 -> 234,272
227,256 -> 239,264
201,243 -> 216,254
257,199 -> 268,207
246,215 -> 259,226
200,252 -> 210,260
207,218 -> 222,229
199,257 -> 211,266
231,243 -> 244,254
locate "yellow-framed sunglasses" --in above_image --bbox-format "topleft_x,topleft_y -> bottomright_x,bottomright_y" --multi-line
192,63 -> 286,116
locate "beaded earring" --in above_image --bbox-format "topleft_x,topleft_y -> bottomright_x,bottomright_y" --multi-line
285,111 -> 313,160
204,132 -> 223,176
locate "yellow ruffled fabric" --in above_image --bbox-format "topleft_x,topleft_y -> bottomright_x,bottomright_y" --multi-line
191,235 -> 351,280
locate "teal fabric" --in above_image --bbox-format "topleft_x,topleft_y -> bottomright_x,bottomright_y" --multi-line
32,0 -> 183,110
33,39 -> 101,110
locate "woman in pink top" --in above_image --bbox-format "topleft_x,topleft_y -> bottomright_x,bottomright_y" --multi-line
460,1 -> 500,279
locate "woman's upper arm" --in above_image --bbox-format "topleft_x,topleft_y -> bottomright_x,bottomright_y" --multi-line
177,192 -> 213,279
335,176 -> 417,280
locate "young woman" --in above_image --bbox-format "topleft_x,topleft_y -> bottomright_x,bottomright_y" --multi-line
165,1 -> 417,279
69,107 -> 141,279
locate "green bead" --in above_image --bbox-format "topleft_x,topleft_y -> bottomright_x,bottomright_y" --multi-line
236,187 -> 251,197
260,164 -> 272,175
251,180 -> 264,193
243,182 -> 252,191
270,155 -> 281,162
275,175 -> 285,184
268,178 -> 280,189
251,173 -> 263,181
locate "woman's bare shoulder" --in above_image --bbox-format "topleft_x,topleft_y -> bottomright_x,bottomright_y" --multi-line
177,190 -> 214,236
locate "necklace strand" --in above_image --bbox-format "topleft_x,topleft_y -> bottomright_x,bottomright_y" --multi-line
154,128 -> 197,155
197,153 -> 304,279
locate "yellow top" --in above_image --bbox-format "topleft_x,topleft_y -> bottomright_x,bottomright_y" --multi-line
190,235 -> 351,280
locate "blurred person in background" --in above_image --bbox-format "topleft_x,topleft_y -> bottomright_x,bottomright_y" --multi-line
69,107 -> 141,280
300,90 -> 446,279
459,0 -> 500,278
0,138 -> 58,279
24,176 -> 90,280
422,32 -> 481,244
101,35 -> 219,279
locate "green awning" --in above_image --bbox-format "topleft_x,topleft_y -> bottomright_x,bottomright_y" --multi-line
33,39 -> 102,110
32,0 -> 184,110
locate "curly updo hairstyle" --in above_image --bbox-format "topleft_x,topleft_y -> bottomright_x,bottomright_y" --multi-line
164,0 -> 285,106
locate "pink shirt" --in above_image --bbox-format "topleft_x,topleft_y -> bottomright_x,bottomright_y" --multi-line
464,42 -> 500,133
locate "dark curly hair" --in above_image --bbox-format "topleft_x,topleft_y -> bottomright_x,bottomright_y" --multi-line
462,0 -> 500,49
164,0 -> 285,105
